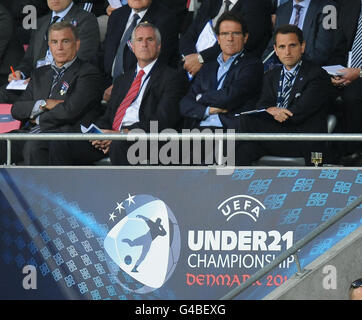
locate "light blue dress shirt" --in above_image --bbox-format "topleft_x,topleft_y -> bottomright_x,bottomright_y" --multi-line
289,0 -> 311,29
199,52 -> 241,127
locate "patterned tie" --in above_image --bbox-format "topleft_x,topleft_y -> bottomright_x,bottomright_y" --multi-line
112,13 -> 140,79
351,10 -> 362,68
112,69 -> 145,131
49,65 -> 66,98
292,4 -> 303,27
280,72 -> 295,108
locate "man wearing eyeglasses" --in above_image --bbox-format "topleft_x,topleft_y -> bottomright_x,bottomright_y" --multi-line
179,11 -> 263,164
349,278 -> 362,300
180,12 -> 263,131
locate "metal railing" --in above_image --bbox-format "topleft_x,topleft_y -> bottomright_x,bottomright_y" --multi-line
220,195 -> 362,300
1,132 -> 362,165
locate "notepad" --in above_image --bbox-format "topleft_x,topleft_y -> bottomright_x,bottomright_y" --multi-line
322,65 -> 346,76
6,79 -> 28,90
81,123 -> 103,134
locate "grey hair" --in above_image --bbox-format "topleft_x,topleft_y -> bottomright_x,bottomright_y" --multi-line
131,22 -> 161,45
48,20 -> 79,41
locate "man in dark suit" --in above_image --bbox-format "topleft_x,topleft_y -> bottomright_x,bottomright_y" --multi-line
179,0 -> 272,77
49,22 -> 187,165
180,12 -> 263,131
236,24 -> 332,165
0,21 -> 103,165
263,0 -> 338,66
103,0 -> 178,87
0,0 -> 100,103
0,4 -> 24,87
328,0 -> 362,159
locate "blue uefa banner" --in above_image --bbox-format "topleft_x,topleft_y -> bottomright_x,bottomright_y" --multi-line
0,168 -> 361,300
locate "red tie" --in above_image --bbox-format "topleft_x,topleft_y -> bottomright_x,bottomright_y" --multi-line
112,69 -> 145,131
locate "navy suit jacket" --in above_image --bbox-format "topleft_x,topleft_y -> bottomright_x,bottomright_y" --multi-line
180,52 -> 264,129
256,59 -> 332,132
179,0 -> 272,61
263,0 -> 337,65
103,2 -> 179,82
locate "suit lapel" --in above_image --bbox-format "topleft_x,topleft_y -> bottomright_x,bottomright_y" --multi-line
279,1 -> 293,26
33,13 -> 52,65
302,0 -> 317,34
287,62 -> 306,106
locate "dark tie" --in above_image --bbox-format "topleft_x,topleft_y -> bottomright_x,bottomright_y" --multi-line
213,0 -> 232,26
112,69 -> 145,131
46,15 -> 60,40
112,13 -> 140,79
281,72 -> 294,108
292,4 -> 303,27
49,65 -> 66,98
351,10 -> 362,67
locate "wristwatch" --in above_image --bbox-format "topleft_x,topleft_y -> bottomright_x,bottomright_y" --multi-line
197,53 -> 204,64
359,67 -> 362,78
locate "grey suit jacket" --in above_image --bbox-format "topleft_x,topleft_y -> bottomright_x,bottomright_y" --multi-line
263,0 -> 338,65
12,58 -> 103,132
16,3 -> 100,78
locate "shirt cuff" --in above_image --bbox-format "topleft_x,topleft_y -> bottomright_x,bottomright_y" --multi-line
203,106 -> 210,120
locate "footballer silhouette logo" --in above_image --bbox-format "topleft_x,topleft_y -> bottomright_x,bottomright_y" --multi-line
104,194 -> 180,292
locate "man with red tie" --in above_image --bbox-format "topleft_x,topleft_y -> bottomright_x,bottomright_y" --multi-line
49,22 -> 187,165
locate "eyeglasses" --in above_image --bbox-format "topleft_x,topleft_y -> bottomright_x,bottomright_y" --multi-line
350,278 -> 362,289
219,32 -> 243,38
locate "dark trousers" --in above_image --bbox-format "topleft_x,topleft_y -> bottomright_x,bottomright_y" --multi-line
0,129 -> 51,165
333,79 -> 362,155
236,113 -> 327,166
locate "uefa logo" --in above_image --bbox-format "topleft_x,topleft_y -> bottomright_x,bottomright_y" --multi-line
104,194 -> 180,294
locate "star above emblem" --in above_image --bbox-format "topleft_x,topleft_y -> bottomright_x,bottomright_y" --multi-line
115,201 -> 124,213
126,193 -> 136,206
109,212 -> 117,222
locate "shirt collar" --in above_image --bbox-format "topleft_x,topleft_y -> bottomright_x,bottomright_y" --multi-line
283,59 -> 302,75
137,58 -> 157,76
131,8 -> 148,20
51,56 -> 77,71
52,1 -> 73,20
293,0 -> 311,9
217,50 -> 242,66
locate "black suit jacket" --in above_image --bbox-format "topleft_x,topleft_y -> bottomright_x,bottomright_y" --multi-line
263,0 -> 337,65
12,58 -> 103,132
256,59 -> 332,132
97,60 -> 188,132
103,2 -> 179,82
16,3 -> 100,78
329,0 -> 361,65
179,0 -> 272,61
180,52 -> 264,129
0,4 -> 24,79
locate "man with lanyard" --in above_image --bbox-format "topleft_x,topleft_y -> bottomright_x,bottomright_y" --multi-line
180,11 -> 263,164
235,24 -> 332,165
0,21 -> 103,165
49,22 -> 187,166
